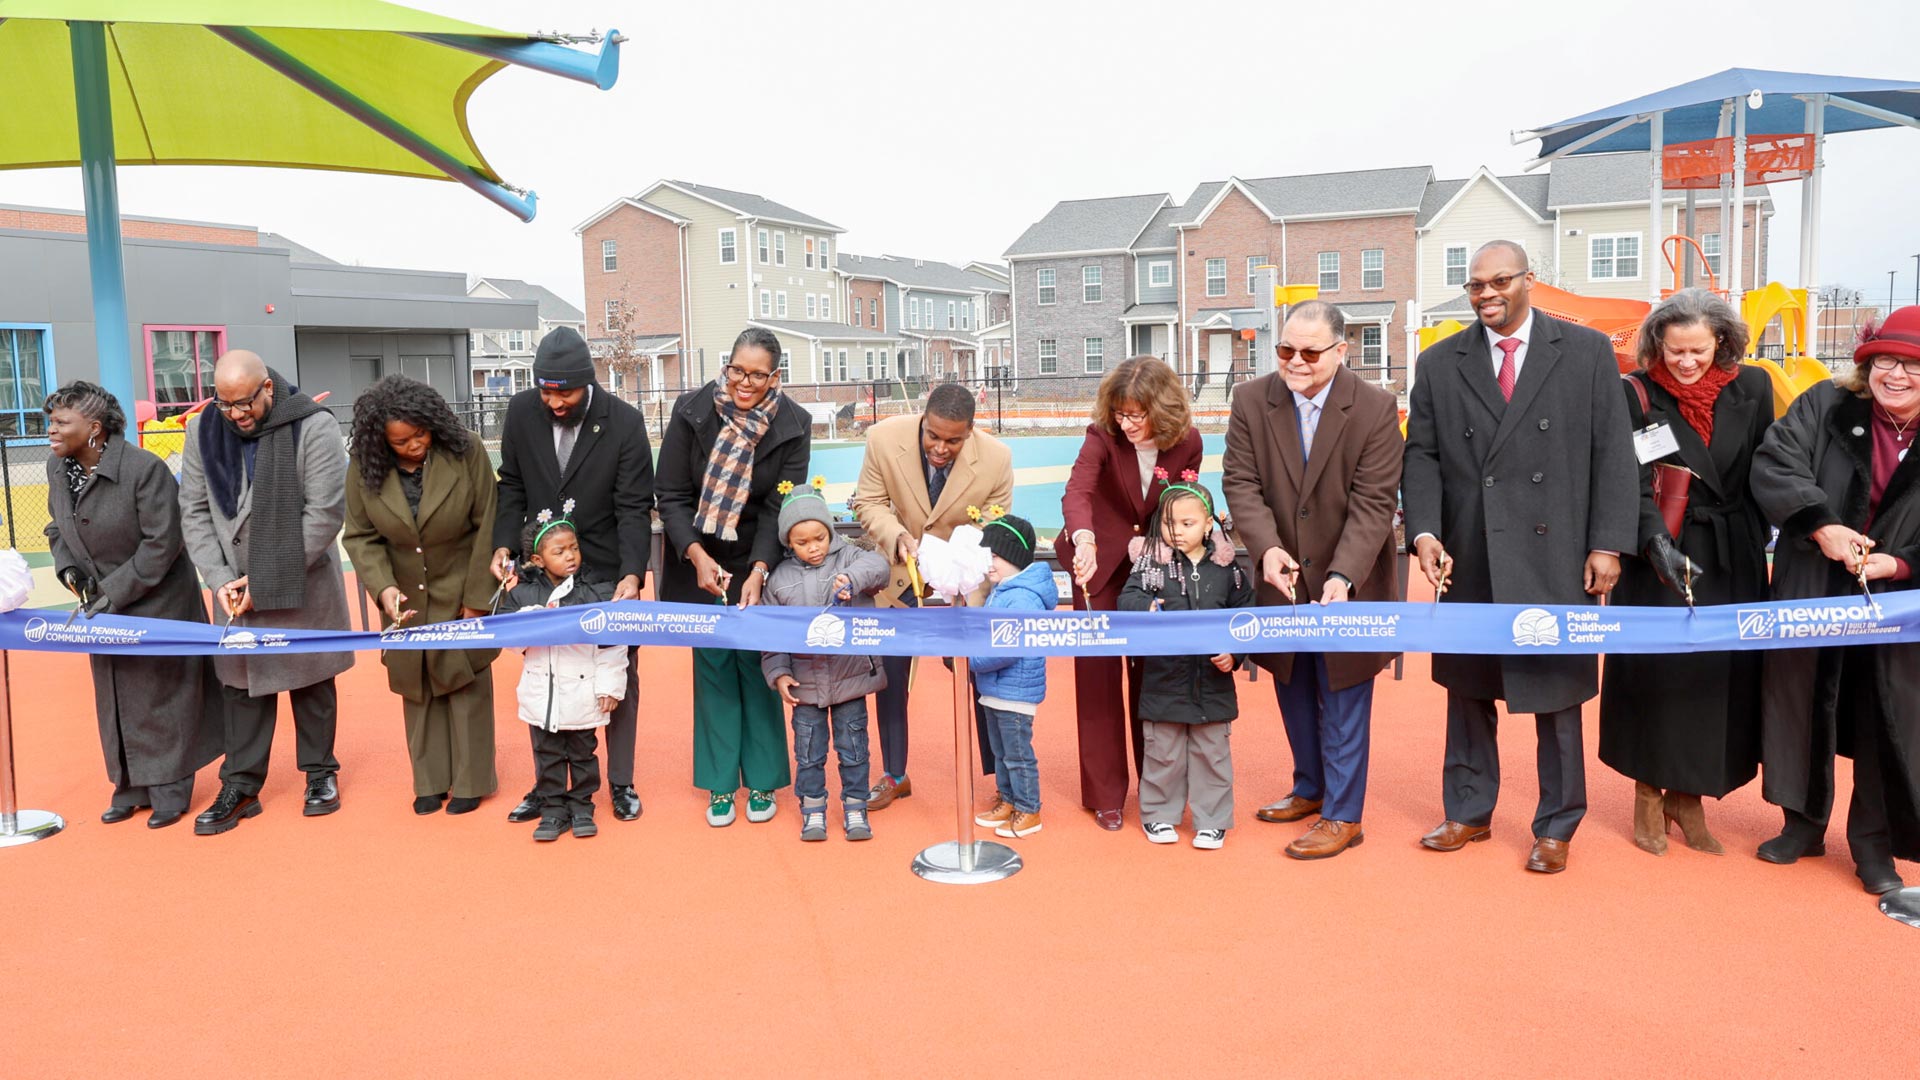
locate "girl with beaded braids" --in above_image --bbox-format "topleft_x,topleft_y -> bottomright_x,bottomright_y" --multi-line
1117,475 -> 1255,850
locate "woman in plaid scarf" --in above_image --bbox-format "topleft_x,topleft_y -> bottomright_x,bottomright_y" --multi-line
656,327 -> 812,826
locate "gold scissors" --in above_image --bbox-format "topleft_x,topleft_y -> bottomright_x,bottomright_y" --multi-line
1853,542 -> 1882,618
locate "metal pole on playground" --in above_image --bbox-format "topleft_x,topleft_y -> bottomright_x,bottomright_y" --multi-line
0,647 -> 65,848
911,593 -> 1021,883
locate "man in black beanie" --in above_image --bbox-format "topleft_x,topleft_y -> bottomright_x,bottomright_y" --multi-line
492,326 -> 656,822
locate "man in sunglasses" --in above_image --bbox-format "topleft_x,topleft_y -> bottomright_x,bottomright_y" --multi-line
1402,240 -> 1637,875
1222,301 -> 1403,860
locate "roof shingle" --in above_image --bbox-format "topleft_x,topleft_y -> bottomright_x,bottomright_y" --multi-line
1004,193 -> 1169,258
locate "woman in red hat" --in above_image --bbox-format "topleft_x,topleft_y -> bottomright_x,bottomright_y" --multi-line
1750,305 -> 1920,897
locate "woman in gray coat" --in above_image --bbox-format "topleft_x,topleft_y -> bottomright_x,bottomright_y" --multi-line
43,382 -> 220,829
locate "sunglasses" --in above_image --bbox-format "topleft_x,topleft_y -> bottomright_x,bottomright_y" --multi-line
1464,273 -> 1527,296
1275,342 -> 1343,363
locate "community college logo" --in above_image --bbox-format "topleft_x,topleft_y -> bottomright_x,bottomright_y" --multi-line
1511,608 -> 1561,648
805,611 -> 847,649
23,617 -> 47,643
578,609 -> 608,635
1736,609 -> 1776,640
1228,612 -> 1261,644
989,619 -> 1021,648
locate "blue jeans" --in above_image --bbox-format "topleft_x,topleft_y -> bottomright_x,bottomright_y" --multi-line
791,698 -> 870,808
980,703 -> 1040,814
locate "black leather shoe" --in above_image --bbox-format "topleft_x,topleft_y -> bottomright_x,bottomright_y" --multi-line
101,804 -> 146,824
413,793 -> 446,815
611,784 -> 642,821
194,785 -> 261,835
446,796 -> 482,815
1756,829 -> 1825,865
303,774 -> 340,817
507,792 -> 542,823
533,815 -> 566,842
147,808 -> 186,830
571,814 -> 598,838
1859,860 -> 1905,896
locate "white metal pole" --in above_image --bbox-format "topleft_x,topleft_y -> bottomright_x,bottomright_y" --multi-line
1730,101 -> 1748,310
1717,101 -> 1733,295
1649,111 -> 1666,304
1802,95 -> 1828,358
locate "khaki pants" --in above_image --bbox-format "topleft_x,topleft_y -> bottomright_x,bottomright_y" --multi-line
1140,720 -> 1234,830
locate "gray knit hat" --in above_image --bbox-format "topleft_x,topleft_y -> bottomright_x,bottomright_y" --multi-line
777,480 -> 834,546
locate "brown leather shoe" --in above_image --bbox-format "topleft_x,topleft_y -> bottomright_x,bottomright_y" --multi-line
1285,818 -> 1364,860
1256,795 -> 1324,824
1526,837 -> 1569,874
867,775 -> 910,811
1093,809 -> 1123,831
1420,820 -> 1492,851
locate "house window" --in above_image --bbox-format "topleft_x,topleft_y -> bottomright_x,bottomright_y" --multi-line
947,300 -> 957,330
773,232 -> 786,266
1590,234 -> 1641,280
852,297 -> 862,325
760,290 -> 772,317
603,301 -> 621,331
909,297 -> 920,329
719,228 -> 737,264
1083,336 -> 1104,374
1702,232 -> 1722,276
1362,249 -> 1385,290
879,349 -> 891,379
1148,260 -> 1172,288
508,330 -> 528,352
757,229 -> 770,263
838,349 -> 849,382
0,327 -> 53,435
961,303 -> 971,331
1318,251 -> 1339,292
778,350 -> 791,380
806,294 -> 818,320
144,326 -> 224,421
1083,265 -> 1102,303
804,236 -> 815,270
1036,268 -> 1057,305
869,301 -> 878,328
776,292 -> 788,318
601,239 -> 617,272
1247,255 -> 1268,295
1360,325 -> 1384,366
933,353 -> 945,379
1198,257 -> 1223,297
819,237 -> 830,265
864,349 -> 875,380
1444,244 -> 1468,288
1038,338 -> 1057,374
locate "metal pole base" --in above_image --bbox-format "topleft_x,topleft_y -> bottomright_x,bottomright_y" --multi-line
0,809 -> 66,848
911,839 -> 1023,885
1880,887 -> 1920,929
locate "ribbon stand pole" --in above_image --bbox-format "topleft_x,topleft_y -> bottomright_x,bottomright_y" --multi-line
0,649 -> 65,848
910,649 -> 1021,885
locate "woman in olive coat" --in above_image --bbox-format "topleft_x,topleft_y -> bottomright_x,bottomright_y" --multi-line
43,381 -> 220,829
342,376 -> 501,814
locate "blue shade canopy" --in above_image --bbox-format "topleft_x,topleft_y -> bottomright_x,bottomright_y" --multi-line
1516,68 -> 1920,157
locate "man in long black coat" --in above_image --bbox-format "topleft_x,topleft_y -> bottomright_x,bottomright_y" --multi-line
1402,240 -> 1638,874
491,327 -> 655,822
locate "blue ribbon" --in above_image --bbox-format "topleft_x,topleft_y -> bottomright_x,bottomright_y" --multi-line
2,591 -> 1916,657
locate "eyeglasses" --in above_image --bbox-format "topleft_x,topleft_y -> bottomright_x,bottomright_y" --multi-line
1275,342 -> 1343,363
1113,409 -> 1149,425
1464,273 -> 1527,296
1868,355 -> 1920,376
722,363 -> 774,388
212,382 -> 268,414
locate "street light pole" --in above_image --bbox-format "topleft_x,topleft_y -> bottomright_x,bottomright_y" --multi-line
1912,255 -> 1918,307
1891,270 -> 1898,315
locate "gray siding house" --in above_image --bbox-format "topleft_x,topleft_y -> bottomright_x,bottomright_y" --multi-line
1003,192 -> 1170,383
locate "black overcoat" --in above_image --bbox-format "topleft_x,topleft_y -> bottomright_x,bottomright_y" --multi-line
654,383 -> 810,605
44,438 -> 221,788
1750,381 -> 1920,859
1599,366 -> 1772,797
492,384 -> 655,585
1402,314 -> 1639,713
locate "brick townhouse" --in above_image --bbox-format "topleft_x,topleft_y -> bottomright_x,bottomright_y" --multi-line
835,253 -> 1010,384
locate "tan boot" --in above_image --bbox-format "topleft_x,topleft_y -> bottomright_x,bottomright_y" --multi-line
1633,782 -> 1668,856
1663,791 -> 1725,855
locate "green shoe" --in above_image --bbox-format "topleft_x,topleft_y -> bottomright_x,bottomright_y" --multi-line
746,789 -> 776,823
706,790 -> 737,828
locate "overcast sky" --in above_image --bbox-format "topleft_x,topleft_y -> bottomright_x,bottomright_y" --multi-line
6,0 -> 1918,310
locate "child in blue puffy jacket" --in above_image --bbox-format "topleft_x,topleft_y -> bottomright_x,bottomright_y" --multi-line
967,512 -> 1057,839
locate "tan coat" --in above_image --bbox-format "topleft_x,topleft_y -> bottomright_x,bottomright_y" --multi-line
1221,365 -> 1404,690
850,413 -> 1014,608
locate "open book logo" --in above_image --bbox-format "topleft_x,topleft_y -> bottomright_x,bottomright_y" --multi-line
1511,608 -> 1560,648
805,612 -> 847,649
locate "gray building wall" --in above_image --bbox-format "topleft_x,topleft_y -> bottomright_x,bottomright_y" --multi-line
1011,254 -> 1129,380
1132,254 -> 1177,305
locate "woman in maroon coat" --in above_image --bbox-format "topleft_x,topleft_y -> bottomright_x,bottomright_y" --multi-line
1053,356 -> 1204,829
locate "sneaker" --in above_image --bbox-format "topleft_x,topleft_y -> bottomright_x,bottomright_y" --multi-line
746,789 -> 776,823
995,810 -> 1042,838
844,807 -> 873,841
799,802 -> 828,842
1193,828 -> 1225,850
570,814 -> 598,839
1142,822 -> 1178,844
974,795 -> 1015,827
533,816 -> 566,842
706,791 -> 737,827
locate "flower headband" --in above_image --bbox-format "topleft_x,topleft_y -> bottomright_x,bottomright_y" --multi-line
1157,470 -> 1212,515
778,476 -> 829,506
968,504 -> 1029,549
532,498 -> 577,550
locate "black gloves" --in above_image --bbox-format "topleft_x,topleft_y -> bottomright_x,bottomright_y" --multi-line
1644,534 -> 1703,602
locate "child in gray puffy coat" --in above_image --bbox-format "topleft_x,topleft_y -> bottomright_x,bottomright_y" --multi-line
761,479 -> 891,842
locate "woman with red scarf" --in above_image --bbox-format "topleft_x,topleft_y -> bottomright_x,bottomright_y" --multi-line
1600,289 -> 1774,856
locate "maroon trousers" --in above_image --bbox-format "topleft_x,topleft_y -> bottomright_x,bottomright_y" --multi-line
1072,580 -> 1145,811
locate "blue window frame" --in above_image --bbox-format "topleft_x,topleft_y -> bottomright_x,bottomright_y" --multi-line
0,325 -> 55,439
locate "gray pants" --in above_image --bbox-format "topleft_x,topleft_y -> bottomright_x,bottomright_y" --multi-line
1140,720 -> 1234,830
1442,694 -> 1587,841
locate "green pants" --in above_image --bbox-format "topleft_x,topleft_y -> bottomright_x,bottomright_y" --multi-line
692,648 -> 791,793
404,676 -> 497,799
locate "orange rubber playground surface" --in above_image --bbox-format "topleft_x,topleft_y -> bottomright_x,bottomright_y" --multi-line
5,574 -> 1916,1079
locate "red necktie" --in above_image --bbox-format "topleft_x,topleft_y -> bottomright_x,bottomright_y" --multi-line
1496,337 -> 1521,402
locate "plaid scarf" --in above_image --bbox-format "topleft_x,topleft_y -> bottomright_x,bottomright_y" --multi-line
694,384 -> 779,541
